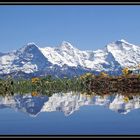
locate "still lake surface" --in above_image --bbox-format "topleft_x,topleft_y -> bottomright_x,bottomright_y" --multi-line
0,91 -> 140,135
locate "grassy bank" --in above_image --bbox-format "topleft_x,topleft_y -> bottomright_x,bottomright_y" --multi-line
0,72 -> 140,96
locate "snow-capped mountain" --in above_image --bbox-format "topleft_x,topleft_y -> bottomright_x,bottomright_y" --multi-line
106,39 -> 140,68
0,39 -> 140,78
0,92 -> 139,117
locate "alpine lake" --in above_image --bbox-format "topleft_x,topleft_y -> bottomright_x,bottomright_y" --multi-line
0,75 -> 140,135
0,91 -> 140,135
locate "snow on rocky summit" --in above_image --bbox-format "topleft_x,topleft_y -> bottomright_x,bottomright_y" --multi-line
0,39 -> 140,78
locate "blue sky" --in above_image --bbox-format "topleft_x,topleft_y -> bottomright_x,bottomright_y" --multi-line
0,5 -> 140,52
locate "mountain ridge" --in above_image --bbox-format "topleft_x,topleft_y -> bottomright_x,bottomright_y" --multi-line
0,39 -> 139,78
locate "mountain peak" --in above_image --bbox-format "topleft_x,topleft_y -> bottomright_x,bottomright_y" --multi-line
119,39 -> 128,42
60,41 -> 75,50
114,39 -> 131,45
17,42 -> 39,54
106,39 -> 133,51
24,42 -> 39,50
26,42 -> 38,48
62,41 -> 72,46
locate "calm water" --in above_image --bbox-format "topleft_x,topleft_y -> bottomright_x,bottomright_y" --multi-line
0,92 -> 140,135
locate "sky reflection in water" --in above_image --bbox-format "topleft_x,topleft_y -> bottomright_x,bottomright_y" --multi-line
0,91 -> 140,135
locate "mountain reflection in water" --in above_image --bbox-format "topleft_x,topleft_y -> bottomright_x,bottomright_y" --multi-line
0,92 -> 140,117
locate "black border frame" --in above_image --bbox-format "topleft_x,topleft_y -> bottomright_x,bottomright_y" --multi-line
0,2 -> 140,5
0,1 -> 140,138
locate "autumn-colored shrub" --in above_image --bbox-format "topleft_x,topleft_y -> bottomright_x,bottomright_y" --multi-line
31,78 -> 40,84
